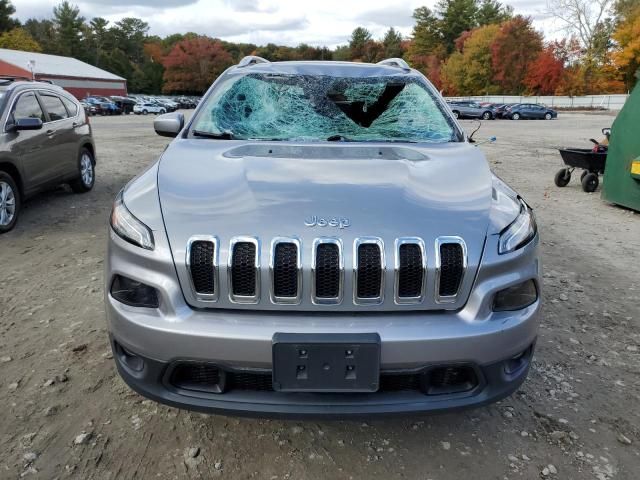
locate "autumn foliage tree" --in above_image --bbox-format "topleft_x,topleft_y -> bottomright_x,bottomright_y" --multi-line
524,44 -> 565,94
162,36 -> 233,94
491,16 -> 543,94
441,24 -> 500,95
613,4 -> 640,90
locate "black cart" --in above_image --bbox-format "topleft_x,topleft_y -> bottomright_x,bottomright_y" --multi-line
554,129 -> 610,192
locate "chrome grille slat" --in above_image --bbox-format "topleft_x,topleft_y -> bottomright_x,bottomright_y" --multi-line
435,236 -> 467,303
270,237 -> 302,304
186,236 -> 219,302
312,238 -> 343,304
228,237 -> 260,303
394,238 -> 426,304
354,238 -> 384,305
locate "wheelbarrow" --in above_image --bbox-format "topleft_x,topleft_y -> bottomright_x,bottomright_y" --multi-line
554,128 -> 610,192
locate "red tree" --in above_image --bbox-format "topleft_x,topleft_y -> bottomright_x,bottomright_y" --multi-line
524,45 -> 565,94
491,16 -> 543,94
162,36 -> 233,94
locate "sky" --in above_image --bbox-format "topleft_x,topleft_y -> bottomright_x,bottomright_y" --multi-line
10,0 -> 557,47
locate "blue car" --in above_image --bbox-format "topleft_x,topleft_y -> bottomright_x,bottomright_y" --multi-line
507,103 -> 557,120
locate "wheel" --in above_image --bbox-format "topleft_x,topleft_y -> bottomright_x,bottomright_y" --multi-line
142,109 -> 148,115
545,112 -> 552,120
70,148 -> 95,193
452,110 -> 460,119
554,168 -> 571,187
160,109 -> 166,114
0,171 -> 20,234
581,170 -> 588,181
482,111 -> 492,120
512,112 -> 520,120
581,172 -> 599,192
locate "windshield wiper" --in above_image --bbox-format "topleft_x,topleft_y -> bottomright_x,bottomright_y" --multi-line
192,130 -> 234,140
327,134 -> 351,142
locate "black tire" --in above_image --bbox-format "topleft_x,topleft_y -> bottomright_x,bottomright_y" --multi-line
581,172 -> 599,192
142,109 -> 148,115
70,147 -> 95,193
554,168 -> 571,187
545,112 -> 552,120
452,110 -> 460,119
482,111 -> 492,120
581,170 -> 588,182
160,109 -> 166,114
0,171 -> 20,234
512,112 -> 521,120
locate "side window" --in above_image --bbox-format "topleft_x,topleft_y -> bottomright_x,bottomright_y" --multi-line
13,92 -> 45,122
61,96 -> 78,116
39,94 -> 69,122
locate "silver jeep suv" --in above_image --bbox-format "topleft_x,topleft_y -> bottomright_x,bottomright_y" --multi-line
105,57 -> 540,417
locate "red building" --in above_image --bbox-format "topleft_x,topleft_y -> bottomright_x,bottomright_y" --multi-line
0,48 -> 127,99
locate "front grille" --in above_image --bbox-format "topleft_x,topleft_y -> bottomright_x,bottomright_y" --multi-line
397,243 -> 424,298
438,243 -> 464,297
189,240 -> 216,295
273,242 -> 299,298
168,363 -> 479,396
314,242 -> 340,299
231,241 -> 257,297
184,236 -> 468,307
356,243 -> 382,299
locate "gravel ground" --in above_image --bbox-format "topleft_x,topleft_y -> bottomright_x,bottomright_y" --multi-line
1,112 -> 639,480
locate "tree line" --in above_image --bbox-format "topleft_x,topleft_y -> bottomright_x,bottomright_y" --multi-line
0,0 -> 637,95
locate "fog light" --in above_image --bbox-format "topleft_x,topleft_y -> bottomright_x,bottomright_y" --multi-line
115,342 -> 144,372
504,345 -> 533,375
493,280 -> 537,311
110,275 -> 159,308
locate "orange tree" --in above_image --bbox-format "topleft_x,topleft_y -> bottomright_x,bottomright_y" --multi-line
162,36 -> 233,94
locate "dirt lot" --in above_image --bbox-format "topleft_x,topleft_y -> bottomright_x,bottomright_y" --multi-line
1,112 -> 639,480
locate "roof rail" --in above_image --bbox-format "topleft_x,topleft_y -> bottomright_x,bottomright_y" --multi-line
238,55 -> 270,68
377,58 -> 411,71
0,75 -> 32,83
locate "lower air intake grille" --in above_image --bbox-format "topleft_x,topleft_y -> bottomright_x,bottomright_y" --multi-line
273,242 -> 298,298
439,243 -> 464,297
189,241 -> 215,294
357,243 -> 382,298
315,243 -> 340,299
231,242 -> 257,296
398,244 -> 424,298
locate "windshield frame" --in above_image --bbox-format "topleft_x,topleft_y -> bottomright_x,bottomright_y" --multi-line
186,67 -> 464,144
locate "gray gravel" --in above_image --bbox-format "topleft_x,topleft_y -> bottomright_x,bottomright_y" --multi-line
0,111 -> 638,479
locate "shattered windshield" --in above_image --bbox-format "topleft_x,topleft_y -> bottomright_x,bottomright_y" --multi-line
192,73 -> 460,143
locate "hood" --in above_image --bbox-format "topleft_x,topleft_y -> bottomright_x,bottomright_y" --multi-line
157,140 -> 493,311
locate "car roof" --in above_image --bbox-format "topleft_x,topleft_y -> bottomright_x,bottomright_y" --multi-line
228,59 -> 423,80
0,78 -> 66,93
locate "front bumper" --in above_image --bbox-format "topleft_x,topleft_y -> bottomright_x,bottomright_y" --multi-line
110,335 -> 535,418
105,225 -> 541,417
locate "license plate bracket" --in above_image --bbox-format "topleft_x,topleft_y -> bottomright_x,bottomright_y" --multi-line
272,333 -> 381,393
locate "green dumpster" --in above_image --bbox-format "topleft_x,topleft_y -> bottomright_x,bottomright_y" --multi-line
601,83 -> 640,211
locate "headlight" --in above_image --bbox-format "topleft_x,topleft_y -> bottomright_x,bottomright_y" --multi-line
498,200 -> 536,254
110,190 -> 154,250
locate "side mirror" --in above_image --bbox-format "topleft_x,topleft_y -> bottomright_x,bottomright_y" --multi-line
154,112 -> 184,138
12,117 -> 43,131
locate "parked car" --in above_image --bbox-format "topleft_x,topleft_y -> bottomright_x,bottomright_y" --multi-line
0,78 -> 96,233
133,102 -> 167,115
80,101 -> 97,116
84,97 -> 121,115
110,96 -> 137,114
507,103 -> 557,120
488,103 -> 515,118
105,57 -> 540,417
447,100 -> 495,120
